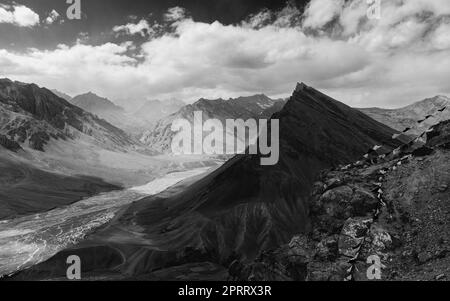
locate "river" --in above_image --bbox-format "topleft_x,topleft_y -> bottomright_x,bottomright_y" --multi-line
0,167 -> 212,277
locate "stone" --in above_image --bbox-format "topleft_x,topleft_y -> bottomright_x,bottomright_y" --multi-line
338,217 -> 372,258
312,181 -> 326,195
369,224 -> 393,252
318,185 -> 353,218
325,177 -> 344,190
350,187 -> 379,216
287,235 -> 314,265
315,235 -> 339,260
318,185 -> 378,219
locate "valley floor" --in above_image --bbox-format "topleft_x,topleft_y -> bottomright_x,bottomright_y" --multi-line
0,165 -> 217,277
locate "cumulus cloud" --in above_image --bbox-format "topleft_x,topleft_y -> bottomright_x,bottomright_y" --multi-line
1,1 -> 450,108
0,4 -> 40,27
113,19 -> 153,37
303,0 -> 344,29
45,10 -> 61,25
164,6 -> 187,22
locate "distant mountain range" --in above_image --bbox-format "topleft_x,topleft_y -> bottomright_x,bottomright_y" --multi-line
70,92 -> 131,131
66,92 -> 184,135
140,94 -> 285,153
71,92 -> 125,115
359,96 -> 450,136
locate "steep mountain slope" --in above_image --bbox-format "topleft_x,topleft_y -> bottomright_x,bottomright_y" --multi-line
359,96 -> 450,135
0,79 -> 134,152
260,99 -> 287,118
17,82 -> 404,280
140,94 -> 280,153
50,89 -> 72,102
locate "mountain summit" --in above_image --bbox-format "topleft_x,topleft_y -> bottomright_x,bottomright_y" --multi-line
71,92 -> 125,114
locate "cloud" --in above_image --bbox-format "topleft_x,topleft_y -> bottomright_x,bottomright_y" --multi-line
0,4 -> 40,27
1,1 -> 450,109
164,7 -> 187,22
430,22 -> 450,50
303,0 -> 344,29
45,10 -> 61,25
113,19 -> 153,37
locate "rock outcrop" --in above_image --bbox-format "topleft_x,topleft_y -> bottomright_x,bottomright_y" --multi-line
229,120 -> 450,281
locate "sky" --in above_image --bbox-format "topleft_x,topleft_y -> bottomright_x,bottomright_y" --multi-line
0,0 -> 449,110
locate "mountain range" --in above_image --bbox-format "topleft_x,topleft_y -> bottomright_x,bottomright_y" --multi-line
1,78 -> 448,281
359,96 -> 450,136
15,82 -> 406,280
67,92 -> 184,135
0,79 -> 133,152
140,94 -> 284,154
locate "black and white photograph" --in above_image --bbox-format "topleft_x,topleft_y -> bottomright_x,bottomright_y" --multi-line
0,0 -> 449,288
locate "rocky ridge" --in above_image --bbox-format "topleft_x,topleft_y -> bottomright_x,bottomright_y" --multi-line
228,120 -> 450,281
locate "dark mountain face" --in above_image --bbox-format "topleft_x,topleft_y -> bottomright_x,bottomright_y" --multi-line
67,83 -> 402,277
0,79 -> 134,152
140,94 -> 280,153
230,120 -> 450,281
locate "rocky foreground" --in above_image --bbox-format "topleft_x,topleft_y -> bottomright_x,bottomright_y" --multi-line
228,120 -> 450,281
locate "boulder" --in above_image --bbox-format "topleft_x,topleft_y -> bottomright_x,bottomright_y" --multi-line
338,217 -> 372,258
318,185 -> 378,219
315,235 -> 339,260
